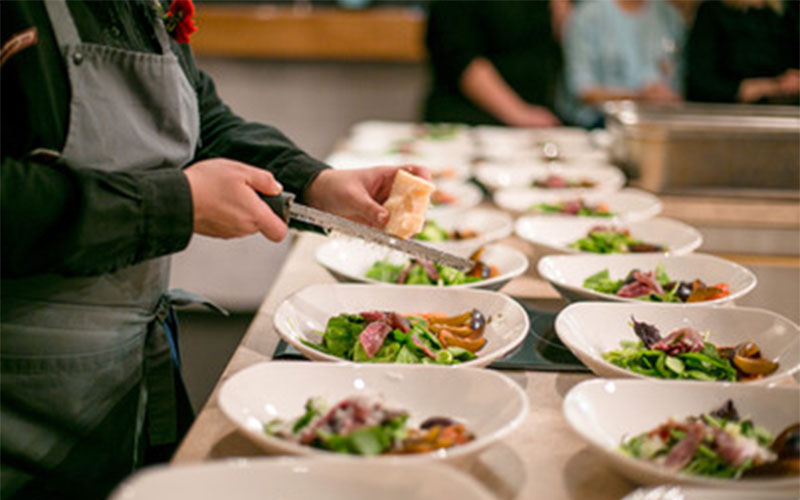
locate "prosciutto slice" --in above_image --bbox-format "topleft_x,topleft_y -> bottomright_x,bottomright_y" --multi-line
359,321 -> 392,358
652,327 -> 705,355
664,421 -> 706,471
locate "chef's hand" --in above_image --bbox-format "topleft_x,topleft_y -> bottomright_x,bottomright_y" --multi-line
304,166 -> 432,227
184,159 -> 288,242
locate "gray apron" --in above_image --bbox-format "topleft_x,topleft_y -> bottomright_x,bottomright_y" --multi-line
1,1 -> 200,497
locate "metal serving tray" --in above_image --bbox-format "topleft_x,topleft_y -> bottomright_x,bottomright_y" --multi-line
604,101 -> 800,197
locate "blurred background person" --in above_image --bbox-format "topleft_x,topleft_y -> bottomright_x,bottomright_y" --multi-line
422,0 -> 570,127
685,0 -> 799,104
560,0 -> 686,128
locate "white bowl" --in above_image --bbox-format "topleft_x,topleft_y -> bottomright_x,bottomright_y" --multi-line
555,302 -> 800,384
218,361 -> 529,463
420,208 -> 513,258
622,486 -> 799,500
537,253 -> 757,306
474,162 -> 625,193
274,284 -> 530,368
563,379 -> 800,490
493,187 -> 662,222
110,458 -> 495,500
315,239 -> 529,291
325,151 -> 472,182
347,121 -> 474,157
428,180 -> 484,215
515,216 -> 703,256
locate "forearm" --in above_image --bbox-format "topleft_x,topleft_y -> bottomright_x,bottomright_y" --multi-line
459,58 -> 532,125
1,158 -> 192,278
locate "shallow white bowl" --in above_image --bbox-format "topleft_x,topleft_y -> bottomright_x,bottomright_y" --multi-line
421,208 -> 513,258
274,284 -> 530,368
474,162 -> 625,193
555,302 -> 800,384
515,216 -> 703,256
622,485 -> 798,500
110,458 -> 495,500
316,239 -> 528,291
218,362 -> 529,463
347,121 -> 474,157
325,151 -> 472,182
493,187 -> 662,222
563,379 -> 800,490
537,253 -> 757,306
428,180 -> 484,215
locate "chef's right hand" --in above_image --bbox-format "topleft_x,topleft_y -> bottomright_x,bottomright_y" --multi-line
184,159 -> 288,242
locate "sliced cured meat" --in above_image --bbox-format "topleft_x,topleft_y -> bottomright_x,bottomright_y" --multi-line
359,321 -> 392,358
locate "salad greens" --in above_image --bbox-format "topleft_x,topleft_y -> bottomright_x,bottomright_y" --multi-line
570,228 -> 664,254
621,400 -> 776,478
604,339 -> 738,381
366,260 -> 482,286
530,200 -> 613,217
582,265 -> 731,303
414,220 -> 450,242
302,312 -> 480,365
603,317 -> 778,382
264,396 -> 475,456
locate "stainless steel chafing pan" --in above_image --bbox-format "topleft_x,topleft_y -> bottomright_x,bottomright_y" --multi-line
604,101 -> 800,197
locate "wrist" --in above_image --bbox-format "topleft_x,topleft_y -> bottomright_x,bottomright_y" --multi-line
303,168 -> 334,210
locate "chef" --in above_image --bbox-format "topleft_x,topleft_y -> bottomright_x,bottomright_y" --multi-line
0,1 -> 427,498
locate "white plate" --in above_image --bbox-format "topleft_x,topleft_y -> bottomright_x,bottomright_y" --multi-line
537,253 -> 756,306
315,239 -> 528,291
110,458 -> 496,500
420,208 -> 513,258
563,379 -> 800,490
325,151 -> 472,182
493,187 -> 662,222
428,180 -> 484,215
273,284 -> 530,368
515,216 -> 703,256
474,162 -> 625,193
555,302 -> 800,384
218,361 -> 529,462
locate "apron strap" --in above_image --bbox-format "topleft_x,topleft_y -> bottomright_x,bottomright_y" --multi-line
43,0 -> 81,50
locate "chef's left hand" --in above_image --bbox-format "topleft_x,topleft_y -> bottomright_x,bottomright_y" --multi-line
304,166 -> 432,227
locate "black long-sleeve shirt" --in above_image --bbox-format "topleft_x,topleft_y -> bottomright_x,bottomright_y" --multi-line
685,0 -> 799,103
422,0 -> 562,125
1,0 -> 329,279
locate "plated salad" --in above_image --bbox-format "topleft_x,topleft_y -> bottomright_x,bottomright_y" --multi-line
366,248 -> 499,286
530,199 -> 613,217
621,400 -> 798,479
265,395 -> 474,456
603,317 -> 779,382
430,189 -> 459,207
414,220 -> 478,242
583,265 -> 730,303
570,226 -> 664,254
533,174 -> 596,189
302,309 -> 488,364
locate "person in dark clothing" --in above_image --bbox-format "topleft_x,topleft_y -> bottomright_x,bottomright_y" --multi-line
685,0 -> 799,103
422,0 -> 569,127
0,1 -> 428,498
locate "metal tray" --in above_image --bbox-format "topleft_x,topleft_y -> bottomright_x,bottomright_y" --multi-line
604,101 -> 800,196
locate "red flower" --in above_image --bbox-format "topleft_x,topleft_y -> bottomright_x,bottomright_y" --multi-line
165,0 -> 197,44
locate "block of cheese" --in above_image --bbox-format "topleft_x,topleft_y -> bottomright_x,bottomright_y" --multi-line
382,170 -> 436,239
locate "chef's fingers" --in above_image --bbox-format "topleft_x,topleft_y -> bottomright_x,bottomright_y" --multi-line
252,198 -> 289,242
351,186 -> 389,227
246,167 -> 283,196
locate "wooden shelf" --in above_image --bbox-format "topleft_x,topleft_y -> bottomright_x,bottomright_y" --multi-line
191,5 -> 426,62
